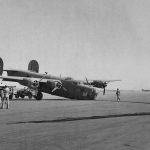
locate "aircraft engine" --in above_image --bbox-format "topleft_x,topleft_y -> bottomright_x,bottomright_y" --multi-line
47,80 -> 62,92
91,81 -> 108,95
22,78 -> 39,89
91,81 -> 107,88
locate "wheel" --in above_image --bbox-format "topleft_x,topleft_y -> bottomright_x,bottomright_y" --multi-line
35,92 -> 43,100
15,94 -> 19,98
20,95 -> 25,99
28,93 -> 32,99
9,94 -> 13,100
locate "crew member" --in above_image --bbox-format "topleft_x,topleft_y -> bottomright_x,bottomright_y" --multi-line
116,88 -> 120,102
3,85 -> 10,109
0,88 -> 4,108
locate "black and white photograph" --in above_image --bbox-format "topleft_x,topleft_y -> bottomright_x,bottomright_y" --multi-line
0,0 -> 150,149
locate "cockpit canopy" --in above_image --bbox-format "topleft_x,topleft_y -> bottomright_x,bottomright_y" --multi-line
64,77 -> 74,80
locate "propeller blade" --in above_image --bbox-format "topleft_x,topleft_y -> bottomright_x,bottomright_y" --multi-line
63,87 -> 67,91
52,86 -> 67,93
51,87 -> 58,93
103,87 -> 105,95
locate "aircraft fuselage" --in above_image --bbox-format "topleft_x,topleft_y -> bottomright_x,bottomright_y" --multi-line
5,69 -> 98,100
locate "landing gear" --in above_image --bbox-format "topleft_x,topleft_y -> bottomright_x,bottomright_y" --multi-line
35,92 -> 43,100
9,94 -> 13,100
20,95 -> 25,99
15,94 -> 19,98
28,93 -> 32,99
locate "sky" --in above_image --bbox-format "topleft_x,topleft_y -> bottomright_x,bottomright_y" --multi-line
0,0 -> 150,90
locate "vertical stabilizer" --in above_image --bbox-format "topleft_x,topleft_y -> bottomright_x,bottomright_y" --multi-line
0,57 -> 3,75
28,60 -> 39,73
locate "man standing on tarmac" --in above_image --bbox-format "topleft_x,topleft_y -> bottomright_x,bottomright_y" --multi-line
0,88 -> 4,106
2,85 -> 10,109
116,88 -> 120,102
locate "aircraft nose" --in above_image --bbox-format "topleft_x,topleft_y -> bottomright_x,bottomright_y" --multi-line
91,88 -> 98,100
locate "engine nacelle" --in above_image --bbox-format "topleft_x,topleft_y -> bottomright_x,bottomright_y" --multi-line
21,78 -> 39,89
91,80 -> 107,88
21,78 -> 62,92
47,79 -> 62,92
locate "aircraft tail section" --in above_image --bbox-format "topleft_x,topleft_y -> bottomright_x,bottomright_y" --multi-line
28,60 -> 39,73
0,57 -> 3,75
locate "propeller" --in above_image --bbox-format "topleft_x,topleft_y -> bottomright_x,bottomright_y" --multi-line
51,81 -> 62,93
32,72 -> 48,88
103,87 -> 105,95
51,87 -> 58,93
62,87 -> 67,91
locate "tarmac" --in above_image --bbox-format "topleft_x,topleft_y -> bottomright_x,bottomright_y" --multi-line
0,91 -> 150,150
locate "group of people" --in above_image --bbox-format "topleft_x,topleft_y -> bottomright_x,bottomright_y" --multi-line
0,85 -> 10,109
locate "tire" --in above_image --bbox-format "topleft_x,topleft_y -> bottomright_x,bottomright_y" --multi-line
35,92 -> 43,100
15,94 -> 19,98
9,94 -> 13,100
20,95 -> 25,99
28,93 -> 32,99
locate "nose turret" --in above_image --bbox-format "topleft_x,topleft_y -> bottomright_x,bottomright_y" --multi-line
90,88 -> 98,100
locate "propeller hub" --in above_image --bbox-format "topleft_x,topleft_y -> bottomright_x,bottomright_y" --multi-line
56,82 -> 62,89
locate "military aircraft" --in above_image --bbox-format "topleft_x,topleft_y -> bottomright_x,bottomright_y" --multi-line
141,89 -> 150,92
0,58 -> 121,100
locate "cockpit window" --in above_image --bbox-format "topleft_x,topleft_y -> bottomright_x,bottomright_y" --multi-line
72,81 -> 78,85
64,77 -> 73,80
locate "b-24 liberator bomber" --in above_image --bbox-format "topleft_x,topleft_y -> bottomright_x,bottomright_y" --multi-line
0,58 -> 121,100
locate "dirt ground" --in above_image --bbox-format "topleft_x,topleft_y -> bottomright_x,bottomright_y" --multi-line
0,91 -> 150,150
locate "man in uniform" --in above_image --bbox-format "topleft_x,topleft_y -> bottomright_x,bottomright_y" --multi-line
116,88 -> 120,102
0,88 -> 4,108
3,85 -> 10,109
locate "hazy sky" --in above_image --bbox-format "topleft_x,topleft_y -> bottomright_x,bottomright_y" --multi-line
1,0 -> 150,90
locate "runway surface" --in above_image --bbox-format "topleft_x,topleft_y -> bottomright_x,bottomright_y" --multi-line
0,91 -> 150,150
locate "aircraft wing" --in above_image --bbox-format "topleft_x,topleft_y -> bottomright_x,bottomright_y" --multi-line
0,76 -> 25,83
91,79 -> 121,83
84,78 -> 121,95
0,76 -> 62,93
85,78 -> 121,85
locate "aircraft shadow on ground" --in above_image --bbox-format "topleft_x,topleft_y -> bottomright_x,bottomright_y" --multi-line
11,99 -> 37,101
10,98 -> 150,104
11,98 -> 99,101
10,98 -> 67,101
7,112 -> 150,125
